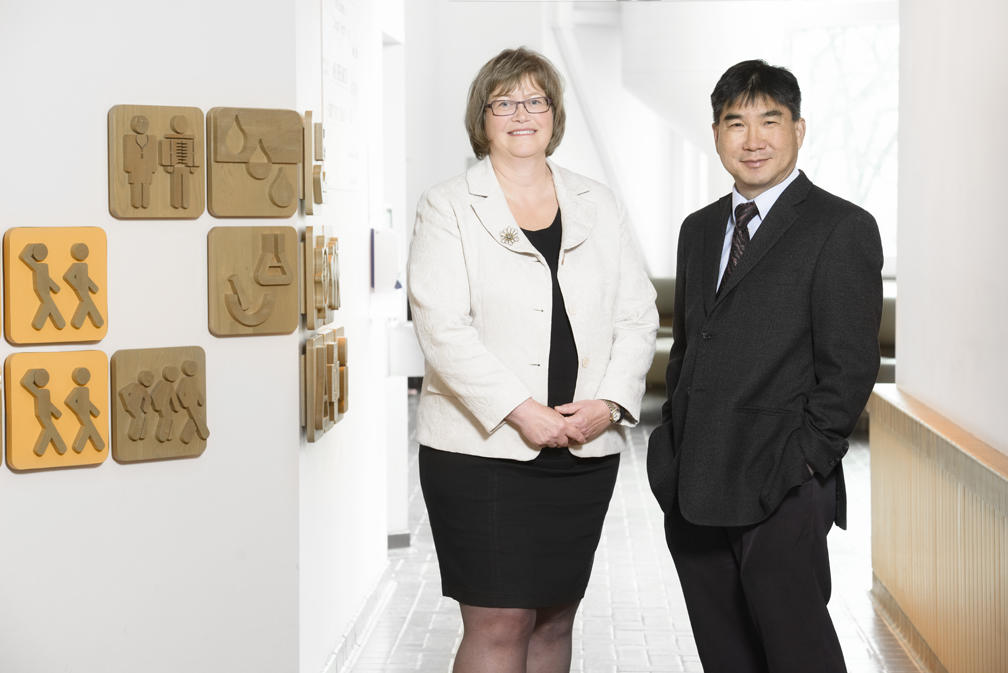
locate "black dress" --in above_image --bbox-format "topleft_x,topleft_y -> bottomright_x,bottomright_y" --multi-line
419,208 -> 620,608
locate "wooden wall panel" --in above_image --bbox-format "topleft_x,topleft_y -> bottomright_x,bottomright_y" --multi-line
869,385 -> 1008,673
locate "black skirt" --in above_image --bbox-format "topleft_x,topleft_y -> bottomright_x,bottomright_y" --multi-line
419,444 -> 619,608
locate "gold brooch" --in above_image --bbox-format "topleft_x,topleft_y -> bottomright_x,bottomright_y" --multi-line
499,227 -> 519,246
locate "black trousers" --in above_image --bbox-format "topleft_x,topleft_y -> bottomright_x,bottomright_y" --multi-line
664,472 -> 846,673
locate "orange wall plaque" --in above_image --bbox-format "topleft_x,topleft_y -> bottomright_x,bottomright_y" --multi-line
4,227 -> 108,345
5,351 -> 109,471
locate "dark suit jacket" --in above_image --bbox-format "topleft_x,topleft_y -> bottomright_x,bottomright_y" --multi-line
647,172 -> 882,529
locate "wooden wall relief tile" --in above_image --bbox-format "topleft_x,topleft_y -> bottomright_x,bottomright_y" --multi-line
108,105 -> 205,219
110,346 -> 208,463
312,120 -> 326,204
303,111 -> 314,215
301,327 -> 347,442
313,122 -> 324,162
206,107 -> 303,218
4,351 -> 109,471
327,238 -> 341,311
302,226 -> 340,330
3,227 -> 108,345
208,226 -> 299,336
301,111 -> 326,214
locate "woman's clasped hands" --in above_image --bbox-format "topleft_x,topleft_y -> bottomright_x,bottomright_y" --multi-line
506,398 -> 614,448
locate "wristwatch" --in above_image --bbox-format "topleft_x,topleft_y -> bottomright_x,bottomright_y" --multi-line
603,400 -> 622,424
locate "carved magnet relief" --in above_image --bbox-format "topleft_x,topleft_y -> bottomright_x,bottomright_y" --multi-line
110,346 -> 209,463
4,227 -> 108,345
108,105 -> 205,219
5,351 -> 109,471
302,225 -> 340,330
208,226 -> 299,336
206,107 -> 303,217
301,328 -> 347,442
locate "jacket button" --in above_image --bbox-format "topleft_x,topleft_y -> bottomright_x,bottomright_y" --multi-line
701,331 -> 712,340
581,357 -> 589,368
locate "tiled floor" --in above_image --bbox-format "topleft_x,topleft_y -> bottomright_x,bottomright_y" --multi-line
346,393 -> 925,673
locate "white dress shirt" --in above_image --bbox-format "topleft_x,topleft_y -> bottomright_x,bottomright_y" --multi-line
717,168 -> 801,287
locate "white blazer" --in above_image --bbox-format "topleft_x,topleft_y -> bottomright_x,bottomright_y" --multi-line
407,157 -> 658,460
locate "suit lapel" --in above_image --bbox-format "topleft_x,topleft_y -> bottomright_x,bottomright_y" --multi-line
703,196 -> 733,315
467,157 -> 596,255
550,161 -> 595,250
714,172 -> 812,306
467,158 -> 539,257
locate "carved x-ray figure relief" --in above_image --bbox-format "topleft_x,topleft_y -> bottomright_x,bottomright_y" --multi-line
159,115 -> 200,210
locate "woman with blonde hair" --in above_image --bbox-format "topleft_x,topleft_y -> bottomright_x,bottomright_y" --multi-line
408,46 -> 657,673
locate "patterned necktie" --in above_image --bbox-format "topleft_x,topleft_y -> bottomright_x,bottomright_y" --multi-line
719,201 -> 759,291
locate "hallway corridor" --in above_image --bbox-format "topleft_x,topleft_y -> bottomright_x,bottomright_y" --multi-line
346,394 -> 925,673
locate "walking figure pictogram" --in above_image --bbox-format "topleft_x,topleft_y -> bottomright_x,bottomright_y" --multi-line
119,370 -> 154,441
20,243 -> 66,330
64,367 -> 105,453
21,368 -> 67,457
177,360 -> 210,444
151,366 -> 181,442
63,243 -> 105,329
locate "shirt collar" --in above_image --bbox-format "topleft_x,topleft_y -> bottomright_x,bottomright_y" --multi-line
731,167 -> 801,222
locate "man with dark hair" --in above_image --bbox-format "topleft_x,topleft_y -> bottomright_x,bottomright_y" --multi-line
647,59 -> 883,673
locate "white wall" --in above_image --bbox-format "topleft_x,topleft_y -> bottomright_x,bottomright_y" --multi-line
404,0 -> 547,217
0,1 -> 400,672
897,0 -> 1008,453
297,1 -> 400,671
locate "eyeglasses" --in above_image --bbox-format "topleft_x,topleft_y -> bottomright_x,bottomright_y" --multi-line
485,97 -> 552,116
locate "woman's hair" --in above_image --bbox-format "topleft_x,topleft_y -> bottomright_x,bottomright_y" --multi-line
464,47 -> 566,159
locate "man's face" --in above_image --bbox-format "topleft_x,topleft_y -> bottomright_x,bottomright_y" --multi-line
713,96 -> 805,200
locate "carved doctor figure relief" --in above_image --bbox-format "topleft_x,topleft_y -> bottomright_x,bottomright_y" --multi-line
108,105 -> 205,219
